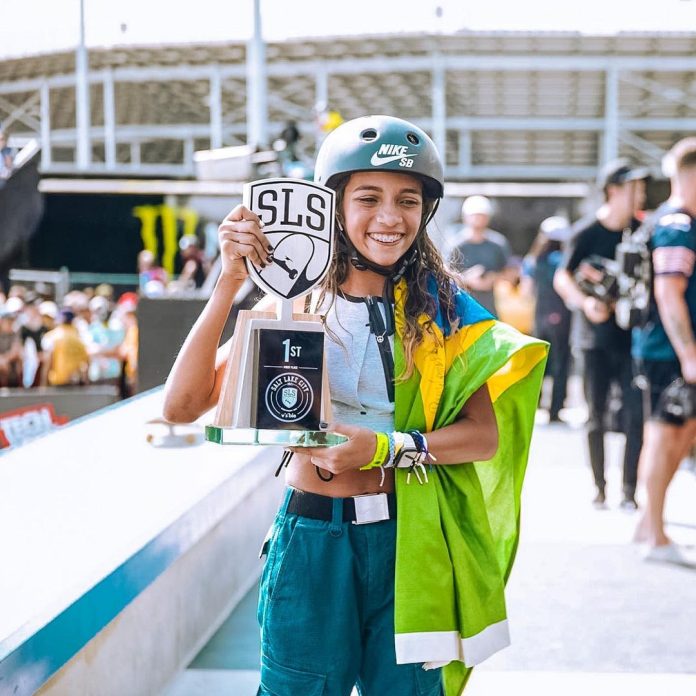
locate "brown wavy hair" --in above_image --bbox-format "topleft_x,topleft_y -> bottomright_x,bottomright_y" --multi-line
316,174 -> 461,380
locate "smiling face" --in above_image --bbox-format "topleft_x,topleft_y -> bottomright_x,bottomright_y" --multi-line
341,171 -> 424,269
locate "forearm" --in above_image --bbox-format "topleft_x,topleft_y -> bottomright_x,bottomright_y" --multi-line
553,269 -> 586,310
162,273 -> 244,421
424,414 -> 499,465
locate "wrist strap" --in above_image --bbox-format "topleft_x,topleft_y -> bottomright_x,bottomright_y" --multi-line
360,432 -> 390,470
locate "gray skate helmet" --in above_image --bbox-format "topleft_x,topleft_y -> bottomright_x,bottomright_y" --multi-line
314,115 -> 444,199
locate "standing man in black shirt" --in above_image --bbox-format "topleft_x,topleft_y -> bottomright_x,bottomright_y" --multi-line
554,159 -> 649,509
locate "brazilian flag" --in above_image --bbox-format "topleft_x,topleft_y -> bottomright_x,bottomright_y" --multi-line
392,278 -> 548,695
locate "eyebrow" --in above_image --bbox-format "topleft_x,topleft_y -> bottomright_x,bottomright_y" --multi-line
351,185 -> 422,196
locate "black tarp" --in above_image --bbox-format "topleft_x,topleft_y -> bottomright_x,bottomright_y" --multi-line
0,152 -> 44,289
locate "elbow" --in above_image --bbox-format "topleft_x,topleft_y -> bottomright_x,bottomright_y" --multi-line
162,390 -> 201,424
476,417 -> 499,461
481,425 -> 499,461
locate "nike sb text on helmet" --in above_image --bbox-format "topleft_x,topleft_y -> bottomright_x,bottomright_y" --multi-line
314,115 -> 444,198
370,143 -> 417,167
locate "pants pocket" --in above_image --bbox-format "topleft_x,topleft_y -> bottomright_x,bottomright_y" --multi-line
259,652 -> 327,696
257,516 -> 300,627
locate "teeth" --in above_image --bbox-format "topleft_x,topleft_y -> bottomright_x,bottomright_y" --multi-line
369,234 -> 402,243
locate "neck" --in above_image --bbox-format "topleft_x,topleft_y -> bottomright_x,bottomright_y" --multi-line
596,204 -> 631,231
681,197 -> 696,217
466,226 -> 486,241
341,267 -> 387,297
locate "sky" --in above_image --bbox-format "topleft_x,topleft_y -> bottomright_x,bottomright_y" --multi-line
3,0 -> 696,60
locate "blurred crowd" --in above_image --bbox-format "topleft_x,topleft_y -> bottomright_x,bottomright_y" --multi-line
0,284 -> 138,397
138,233 -> 213,298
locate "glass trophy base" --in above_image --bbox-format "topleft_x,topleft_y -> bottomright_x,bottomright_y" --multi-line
205,425 -> 348,448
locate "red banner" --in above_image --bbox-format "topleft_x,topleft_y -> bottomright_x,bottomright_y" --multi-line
0,403 -> 68,449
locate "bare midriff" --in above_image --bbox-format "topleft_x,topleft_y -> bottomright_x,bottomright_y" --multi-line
285,452 -> 394,497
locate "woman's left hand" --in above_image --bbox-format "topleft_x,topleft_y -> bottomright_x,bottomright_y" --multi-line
292,422 -> 378,476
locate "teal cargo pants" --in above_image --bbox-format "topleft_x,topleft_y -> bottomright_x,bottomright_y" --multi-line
257,488 -> 443,696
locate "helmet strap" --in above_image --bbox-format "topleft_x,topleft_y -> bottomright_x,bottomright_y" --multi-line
337,228 -> 418,282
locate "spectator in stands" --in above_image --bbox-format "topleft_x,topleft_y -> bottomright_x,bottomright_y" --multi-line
449,195 -> 512,316
523,216 -> 573,422
19,297 -> 48,388
38,301 -> 58,332
0,301 -> 23,387
115,294 -> 138,397
7,284 -> 27,300
41,308 -> 89,386
95,283 -> 115,303
137,250 -> 168,294
0,130 -> 14,180
85,295 -> 125,385
554,158 -> 648,509
177,235 -> 210,289
62,290 -> 91,339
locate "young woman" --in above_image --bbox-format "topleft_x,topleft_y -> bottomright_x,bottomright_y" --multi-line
163,115 -> 547,696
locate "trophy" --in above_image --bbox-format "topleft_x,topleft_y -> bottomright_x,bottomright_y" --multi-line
205,178 -> 347,448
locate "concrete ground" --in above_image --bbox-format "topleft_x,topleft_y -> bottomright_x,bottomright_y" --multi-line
166,380 -> 696,695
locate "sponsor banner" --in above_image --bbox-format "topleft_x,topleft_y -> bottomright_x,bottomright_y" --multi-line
0,403 -> 68,449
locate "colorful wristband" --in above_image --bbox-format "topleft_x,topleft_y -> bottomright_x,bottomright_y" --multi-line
360,431 -> 390,470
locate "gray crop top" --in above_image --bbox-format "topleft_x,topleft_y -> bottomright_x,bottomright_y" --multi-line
322,294 -> 395,432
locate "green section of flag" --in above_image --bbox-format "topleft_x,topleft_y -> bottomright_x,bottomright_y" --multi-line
393,313 -> 547,695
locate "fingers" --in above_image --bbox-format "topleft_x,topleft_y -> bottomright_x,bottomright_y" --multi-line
219,205 -> 274,261
224,204 -> 263,226
219,229 -> 271,268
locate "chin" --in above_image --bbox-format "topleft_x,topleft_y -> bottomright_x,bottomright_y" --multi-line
362,242 -> 409,267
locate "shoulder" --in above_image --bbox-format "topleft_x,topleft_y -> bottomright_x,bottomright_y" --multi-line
653,210 -> 696,249
485,229 -> 509,247
571,216 -> 602,239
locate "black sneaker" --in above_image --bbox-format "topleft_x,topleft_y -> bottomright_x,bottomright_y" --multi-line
592,489 -> 607,509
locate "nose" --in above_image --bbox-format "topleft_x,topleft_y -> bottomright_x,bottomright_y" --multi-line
375,202 -> 402,227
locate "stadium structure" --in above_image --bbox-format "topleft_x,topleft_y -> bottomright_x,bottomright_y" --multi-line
2,30 -> 695,179
1,30 -> 695,276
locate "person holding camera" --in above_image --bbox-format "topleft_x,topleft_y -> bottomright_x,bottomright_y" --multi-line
632,138 -> 696,567
554,159 -> 649,509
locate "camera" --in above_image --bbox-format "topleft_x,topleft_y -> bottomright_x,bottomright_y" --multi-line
573,228 -> 651,329
656,378 -> 696,423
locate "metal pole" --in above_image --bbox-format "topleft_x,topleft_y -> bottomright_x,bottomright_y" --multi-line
103,68 -> 116,170
40,81 -> 51,170
602,67 -> 619,165
75,0 -> 91,169
431,50 -> 447,163
246,0 -> 268,149
209,65 -> 223,149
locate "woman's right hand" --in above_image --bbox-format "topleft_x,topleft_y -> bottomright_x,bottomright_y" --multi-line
218,205 -> 274,279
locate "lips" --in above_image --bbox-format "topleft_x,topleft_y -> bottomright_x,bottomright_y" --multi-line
367,233 -> 404,244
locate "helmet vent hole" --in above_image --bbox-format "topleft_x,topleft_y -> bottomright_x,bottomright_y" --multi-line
360,129 -> 378,141
406,132 -> 420,145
